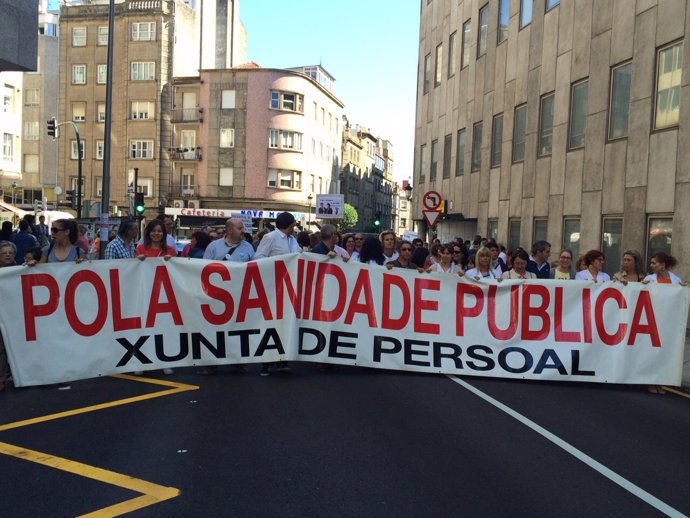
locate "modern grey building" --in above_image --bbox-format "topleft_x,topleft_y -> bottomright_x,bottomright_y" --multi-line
413,0 -> 688,278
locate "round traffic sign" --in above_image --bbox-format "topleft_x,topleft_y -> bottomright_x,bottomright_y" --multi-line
422,190 -> 442,210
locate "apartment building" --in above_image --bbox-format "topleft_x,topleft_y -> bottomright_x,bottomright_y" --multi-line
414,0 -> 688,278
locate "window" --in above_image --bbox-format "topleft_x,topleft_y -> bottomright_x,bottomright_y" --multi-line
70,140 -> 85,160
24,154 -> 39,173
443,134 -> 452,178
72,102 -> 86,122
508,219 -> 521,252
539,93 -> 555,155
219,128 -> 235,148
180,131 -> 195,150
646,216 -> 673,265
132,22 -> 155,41
419,144 -> 428,183
472,122 -> 483,171
131,101 -> 154,120
563,218 -> 580,260
72,27 -> 86,46
478,4 -> 489,57
491,114 -> 503,167
513,104 -> 527,162
435,43 -> 443,87
94,177 -> 103,197
569,80 -> 589,149
488,219 -> 498,241
456,129 -> 466,176
219,167 -> 234,187
181,171 -> 195,194
72,65 -> 86,85
462,20 -> 471,69
654,42 -> 683,129
269,91 -> 304,113
601,218 -> 623,277
97,103 -> 106,122
131,62 -> 155,81
520,0 -> 532,28
267,169 -> 302,189
130,140 -> 154,159
430,139 -> 438,180
448,32 -> 457,78
97,26 -> 108,45
221,90 -> 236,109
609,62 -> 632,139
97,64 -> 107,84
2,134 -> 13,161
281,130 -> 302,150
2,88 -> 12,114
546,0 -> 560,10
533,219 -> 548,243
24,88 -> 39,106
268,129 -> 279,148
423,53 -> 431,94
23,121 -> 39,140
498,0 -> 509,44
96,140 -> 104,160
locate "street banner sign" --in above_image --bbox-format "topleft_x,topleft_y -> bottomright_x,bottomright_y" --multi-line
422,191 -> 442,210
423,209 -> 441,227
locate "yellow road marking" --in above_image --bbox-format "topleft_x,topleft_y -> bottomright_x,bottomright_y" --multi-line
661,386 -> 690,400
0,375 -> 198,516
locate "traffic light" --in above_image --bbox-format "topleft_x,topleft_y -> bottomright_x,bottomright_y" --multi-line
65,190 -> 75,209
134,192 -> 145,215
47,118 -> 57,139
374,211 -> 381,228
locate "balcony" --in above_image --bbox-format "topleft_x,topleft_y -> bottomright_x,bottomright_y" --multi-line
168,147 -> 202,161
172,107 -> 204,123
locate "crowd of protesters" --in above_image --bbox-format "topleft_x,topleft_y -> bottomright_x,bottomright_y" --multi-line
0,211 -> 685,392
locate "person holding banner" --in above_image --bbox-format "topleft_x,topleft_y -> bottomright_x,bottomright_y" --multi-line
501,249 -> 536,280
135,220 -> 176,260
380,230 -> 399,265
465,247 -> 500,280
388,241 -> 418,270
359,237 -> 386,266
0,241 -> 17,391
613,250 -> 644,284
549,249 -> 576,280
644,252 -> 683,285
429,244 -> 462,274
104,219 -> 138,260
574,250 -> 610,281
34,219 -> 84,265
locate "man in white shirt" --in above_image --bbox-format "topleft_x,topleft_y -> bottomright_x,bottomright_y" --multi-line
254,212 -> 300,376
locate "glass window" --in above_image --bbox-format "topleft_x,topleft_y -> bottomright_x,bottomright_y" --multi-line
533,219 -> 548,243
472,122 -> 483,171
430,139 -> 438,181
478,4 -> 489,57
24,88 -> 40,106
70,140 -> 85,160
654,42 -> 683,129
423,53 -> 431,94
131,62 -> 155,81
569,80 -> 588,150
72,65 -> 86,85
513,104 -> 527,162
132,22 -> 156,41
462,20 -> 471,69
267,169 -> 301,189
508,219 -> 521,252
491,114 -> 503,167
95,140 -> 104,160
131,101 -> 153,120
269,91 -> 304,113
97,26 -> 108,46
72,102 -> 85,122
130,140 -> 154,159
488,219 -> 498,241
72,27 -> 86,46
456,129 -> 466,176
563,218 -> 580,261
97,103 -> 106,122
435,43 -> 443,87
498,0 -> 510,44
448,32 -> 457,78
539,93 -> 555,156
97,64 -> 107,84
646,217 -> 673,267
219,167 -> 234,187
443,133 -> 452,178
220,128 -> 235,148
268,129 -> 279,148
419,144 -> 427,183
609,62 -> 632,139
520,0 -> 532,28
23,121 -> 39,140
222,90 -> 236,109
546,0 -> 560,10
601,218 -> 623,277
2,133 -> 13,161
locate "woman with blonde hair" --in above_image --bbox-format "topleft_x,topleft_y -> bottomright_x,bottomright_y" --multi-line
613,250 -> 644,284
465,247 -> 499,280
379,230 -> 398,265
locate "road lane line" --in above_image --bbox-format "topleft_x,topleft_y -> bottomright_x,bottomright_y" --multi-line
448,376 -> 688,518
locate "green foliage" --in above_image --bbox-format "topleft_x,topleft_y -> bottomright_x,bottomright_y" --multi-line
338,203 -> 358,230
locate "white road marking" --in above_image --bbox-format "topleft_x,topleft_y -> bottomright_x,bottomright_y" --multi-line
448,376 -> 687,518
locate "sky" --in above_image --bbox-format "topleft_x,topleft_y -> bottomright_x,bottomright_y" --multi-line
239,0 -> 420,183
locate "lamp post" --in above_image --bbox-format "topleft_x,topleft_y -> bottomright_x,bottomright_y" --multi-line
307,193 -> 313,226
11,182 -> 18,206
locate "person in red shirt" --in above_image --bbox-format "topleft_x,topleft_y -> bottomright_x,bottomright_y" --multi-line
135,220 -> 176,259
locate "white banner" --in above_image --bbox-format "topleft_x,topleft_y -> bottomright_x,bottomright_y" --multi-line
0,254 -> 688,387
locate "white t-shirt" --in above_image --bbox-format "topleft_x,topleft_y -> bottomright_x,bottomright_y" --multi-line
574,269 -> 611,281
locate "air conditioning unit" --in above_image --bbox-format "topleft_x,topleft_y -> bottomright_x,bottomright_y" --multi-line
173,199 -> 185,208
187,199 -> 199,209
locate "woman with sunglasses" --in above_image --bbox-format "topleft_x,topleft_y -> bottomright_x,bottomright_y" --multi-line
135,219 -> 176,260
388,240 -> 418,270
35,219 -> 84,264
574,250 -> 610,281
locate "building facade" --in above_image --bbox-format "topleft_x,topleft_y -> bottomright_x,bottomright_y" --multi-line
414,0 -> 689,278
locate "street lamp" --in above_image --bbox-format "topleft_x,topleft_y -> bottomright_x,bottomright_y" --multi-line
307,193 -> 313,226
404,183 -> 413,201
11,182 -> 18,206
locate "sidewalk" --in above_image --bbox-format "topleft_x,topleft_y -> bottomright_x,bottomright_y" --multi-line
682,330 -> 690,389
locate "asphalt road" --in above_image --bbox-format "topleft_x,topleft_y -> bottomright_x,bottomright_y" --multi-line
1,364 -> 689,517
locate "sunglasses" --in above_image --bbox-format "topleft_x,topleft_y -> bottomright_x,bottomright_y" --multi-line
400,247 -> 413,251
51,227 -> 64,233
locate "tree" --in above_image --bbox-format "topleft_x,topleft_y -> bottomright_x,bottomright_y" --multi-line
337,203 -> 358,231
